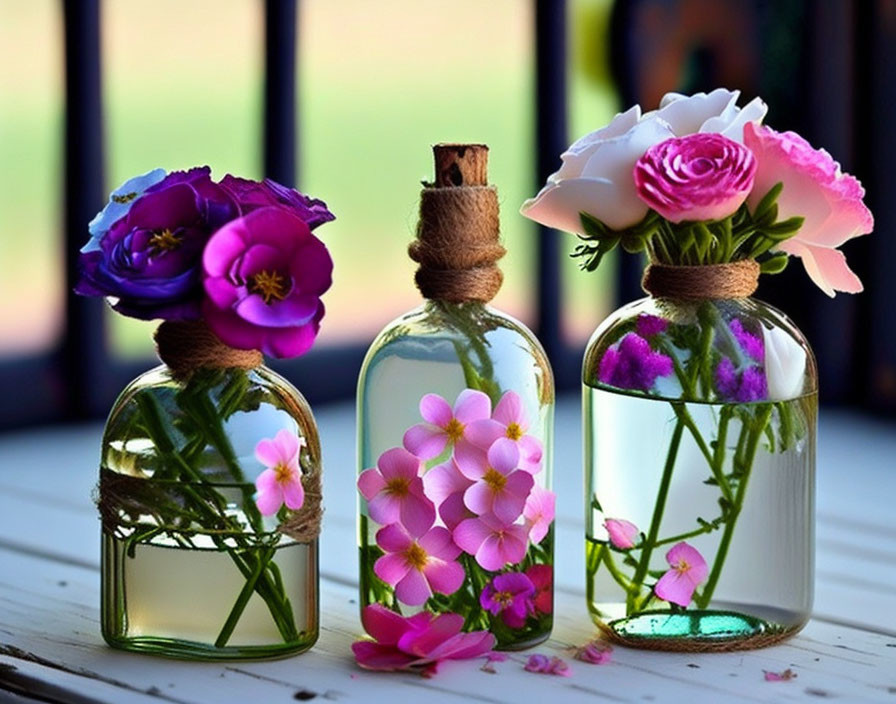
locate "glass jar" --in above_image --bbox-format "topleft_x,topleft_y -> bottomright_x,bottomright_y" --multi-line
357,299 -> 555,649
99,362 -> 320,659
583,294 -> 817,651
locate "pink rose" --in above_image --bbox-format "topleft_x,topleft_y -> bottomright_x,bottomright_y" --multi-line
744,122 -> 873,297
633,133 -> 757,223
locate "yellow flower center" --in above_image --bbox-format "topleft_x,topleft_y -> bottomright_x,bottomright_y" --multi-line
274,462 -> 293,484
250,269 -> 289,304
493,590 -> 514,608
505,422 -> 523,441
386,476 -> 411,498
673,558 -> 690,574
444,418 -> 465,442
111,191 -> 138,204
148,228 -> 181,253
483,468 -> 507,492
404,542 -> 429,571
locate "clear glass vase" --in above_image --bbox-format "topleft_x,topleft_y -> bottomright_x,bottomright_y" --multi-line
99,363 -> 320,659
583,295 -> 817,651
357,300 -> 555,650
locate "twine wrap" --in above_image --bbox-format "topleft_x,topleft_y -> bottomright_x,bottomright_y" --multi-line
155,320 -> 262,377
642,260 -> 760,301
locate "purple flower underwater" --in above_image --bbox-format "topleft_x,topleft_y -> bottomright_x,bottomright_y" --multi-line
715,357 -> 768,402
219,175 -> 335,230
635,313 -> 669,338
729,319 -> 764,362
480,572 -> 535,628
598,333 -> 674,391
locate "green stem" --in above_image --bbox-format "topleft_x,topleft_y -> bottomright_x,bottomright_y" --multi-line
215,547 -> 272,647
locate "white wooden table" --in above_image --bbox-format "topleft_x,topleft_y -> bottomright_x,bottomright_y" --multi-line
1,397 -> 894,703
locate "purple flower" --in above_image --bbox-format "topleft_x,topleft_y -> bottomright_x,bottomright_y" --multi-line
75,166 -> 236,320
219,175 -> 335,230
729,319 -> 764,362
715,358 -> 768,402
202,206 -> 333,358
524,654 -> 571,677
635,313 -> 668,338
480,572 -> 535,628
598,333 -> 674,391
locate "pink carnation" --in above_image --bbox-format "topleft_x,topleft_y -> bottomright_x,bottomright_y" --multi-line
634,133 -> 757,223
744,122 -> 873,297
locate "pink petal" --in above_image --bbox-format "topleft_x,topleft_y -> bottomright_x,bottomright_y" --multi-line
433,631 -> 496,661
487,438 -> 521,473
254,438 -> 283,468
453,389 -> 492,423
255,483 -> 283,516
351,641 -> 416,670
780,240 -> 863,297
419,393 -> 453,426
375,523 -> 413,553
654,569 -> 697,607
666,542 -> 708,579
497,526 -> 529,566
491,486 -> 529,525
357,467 -> 386,501
465,418 -> 506,449
399,491 -> 437,537
418,526 -> 461,561
359,604 -> 415,645
403,424 -> 449,461
452,517 -> 491,555
234,291 -> 318,328
604,518 -> 639,549
394,568 -> 432,606
453,440 -> 489,478
517,435 -> 544,473
423,559 -> 465,596
422,462 -> 471,506
463,482 -> 495,516
281,476 -> 305,510
476,534 -> 512,571
367,492 -> 402,526
377,447 -> 422,480
399,612 -> 465,657
374,552 -> 411,587
439,494 -> 473,531
273,429 -> 301,462
493,390 -> 524,426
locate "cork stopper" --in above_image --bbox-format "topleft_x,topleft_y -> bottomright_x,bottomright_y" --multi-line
432,144 -> 489,187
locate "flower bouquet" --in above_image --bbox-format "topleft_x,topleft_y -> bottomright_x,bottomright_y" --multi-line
78,166 -> 335,659
522,89 -> 873,650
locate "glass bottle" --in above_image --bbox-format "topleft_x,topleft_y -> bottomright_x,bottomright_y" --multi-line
100,323 -> 320,659
584,290 -> 817,651
357,144 -> 555,650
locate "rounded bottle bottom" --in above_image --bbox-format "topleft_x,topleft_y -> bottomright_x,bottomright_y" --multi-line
101,633 -> 318,661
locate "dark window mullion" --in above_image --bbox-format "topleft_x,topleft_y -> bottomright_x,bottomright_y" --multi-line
263,0 -> 298,186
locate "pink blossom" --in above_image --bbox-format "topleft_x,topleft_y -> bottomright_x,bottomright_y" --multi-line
480,572 -> 535,628
358,447 -> 435,536
403,390 -> 492,473
654,542 -> 708,607
525,564 -> 553,615
604,518 -> 639,549
374,522 -> 464,606
468,390 -> 543,473
524,654 -> 571,677
422,461 -> 474,530
575,640 -> 613,665
253,430 -> 305,515
352,604 -> 495,675
462,439 -> 534,524
453,513 -> 529,571
744,122 -> 873,297
634,133 -> 757,223
523,485 -> 556,544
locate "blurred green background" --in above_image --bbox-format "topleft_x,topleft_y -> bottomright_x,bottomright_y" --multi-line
0,0 -> 617,360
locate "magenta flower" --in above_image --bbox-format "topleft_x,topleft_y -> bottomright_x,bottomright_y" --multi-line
715,358 -> 767,402
202,206 -> 333,358
462,439 -> 534,524
525,564 -> 553,615
358,447 -> 436,536
604,518 -> 639,549
634,133 -> 757,223
729,319 -> 764,362
352,604 -> 495,675
599,333 -> 674,392
468,390 -> 543,473
575,640 -> 613,665
403,390 -> 493,473
744,122 -> 873,297
523,484 -> 555,544
453,513 -> 529,571
480,572 -> 535,628
764,668 -> 798,682
254,429 -> 305,516
635,313 -> 668,338
654,541 -> 708,607
374,522 -> 464,606
422,461 -> 474,530
219,175 -> 335,230
524,654 -> 571,677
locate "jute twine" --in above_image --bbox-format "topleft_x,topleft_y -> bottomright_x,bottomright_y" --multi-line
408,144 -> 505,303
155,320 -> 262,377
598,622 -> 795,653
642,260 -> 760,301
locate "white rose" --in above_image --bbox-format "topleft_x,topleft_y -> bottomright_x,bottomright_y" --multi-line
762,325 -> 809,401
520,88 -> 768,233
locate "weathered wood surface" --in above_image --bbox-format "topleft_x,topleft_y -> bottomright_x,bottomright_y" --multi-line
0,399 -> 894,703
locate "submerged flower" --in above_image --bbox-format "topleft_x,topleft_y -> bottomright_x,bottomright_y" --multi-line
480,572 -> 535,628
599,333 -> 674,391
254,429 -> 306,515
468,390 -> 543,473
83,168 -> 167,252
357,447 -> 435,536
729,319 -> 764,362
575,640 -> 613,665
422,461 -> 474,530
352,604 -> 495,675
762,325 -> 807,401
462,439 -> 534,524
453,512 -> 529,571
525,564 -> 553,615
403,390 -> 492,473
219,175 -> 335,229
523,484 -> 556,544
604,518 -> 639,549
715,358 -> 768,403
635,314 -> 668,338
374,522 -> 464,606
654,541 -> 708,607
202,205 -> 333,358
524,654 -> 572,677
744,121 -> 873,297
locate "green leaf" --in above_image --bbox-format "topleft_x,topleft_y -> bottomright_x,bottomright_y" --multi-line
762,216 -> 805,240
579,212 -> 611,240
693,223 -> 714,260
753,182 -> 783,219
760,253 -> 789,274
